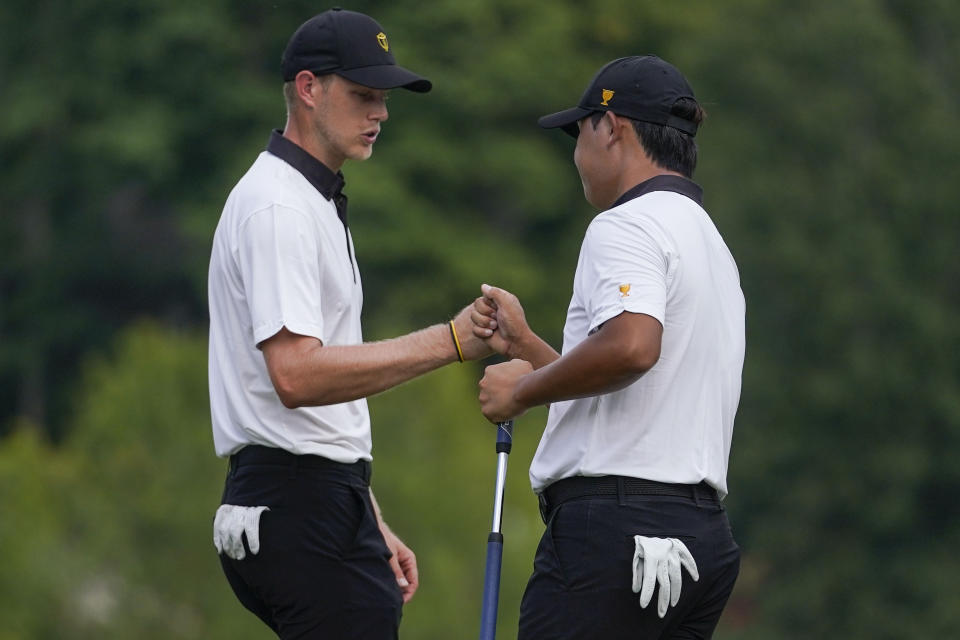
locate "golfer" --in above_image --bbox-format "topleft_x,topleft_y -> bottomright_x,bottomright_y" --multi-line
207,9 -> 489,638
473,55 -> 745,639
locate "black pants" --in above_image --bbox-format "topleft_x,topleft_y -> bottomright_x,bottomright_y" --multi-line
518,480 -> 740,640
218,446 -> 402,640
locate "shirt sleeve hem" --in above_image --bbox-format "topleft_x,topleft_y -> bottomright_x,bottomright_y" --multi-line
588,302 -> 665,334
253,320 -> 325,347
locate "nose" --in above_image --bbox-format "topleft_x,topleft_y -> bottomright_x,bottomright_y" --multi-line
372,97 -> 389,122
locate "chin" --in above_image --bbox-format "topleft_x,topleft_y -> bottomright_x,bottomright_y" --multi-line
348,147 -> 374,162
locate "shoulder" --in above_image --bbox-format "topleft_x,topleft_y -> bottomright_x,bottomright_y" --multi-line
582,199 -> 686,267
586,200 -> 660,242
594,191 -> 707,235
225,153 -> 328,225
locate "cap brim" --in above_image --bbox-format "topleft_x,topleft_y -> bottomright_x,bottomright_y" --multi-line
538,106 -> 593,138
338,65 -> 432,93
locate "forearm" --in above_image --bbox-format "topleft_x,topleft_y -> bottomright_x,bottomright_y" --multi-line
272,324 -> 459,407
513,337 -> 643,407
509,331 -> 560,370
513,312 -> 661,409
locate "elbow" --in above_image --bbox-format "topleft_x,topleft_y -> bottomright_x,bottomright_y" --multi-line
271,370 -> 308,409
273,369 -> 339,408
619,342 -> 661,377
274,382 -> 304,409
277,393 -> 302,410
261,333 -> 330,408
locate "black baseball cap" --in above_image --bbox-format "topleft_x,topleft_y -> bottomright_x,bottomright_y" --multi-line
281,8 -> 431,92
539,55 -> 697,138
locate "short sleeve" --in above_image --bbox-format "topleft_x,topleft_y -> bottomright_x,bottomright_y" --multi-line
237,205 -> 326,346
581,214 -> 670,333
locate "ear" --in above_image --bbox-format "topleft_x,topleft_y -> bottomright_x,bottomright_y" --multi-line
294,71 -> 321,109
603,111 -> 625,147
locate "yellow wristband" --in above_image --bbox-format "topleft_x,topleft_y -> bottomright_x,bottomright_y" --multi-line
449,320 -> 465,363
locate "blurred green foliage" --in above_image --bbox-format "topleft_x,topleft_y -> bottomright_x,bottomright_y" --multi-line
1,0 -> 958,638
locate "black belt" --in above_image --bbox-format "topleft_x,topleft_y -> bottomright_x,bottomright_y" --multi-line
229,445 -> 371,483
538,475 -> 718,523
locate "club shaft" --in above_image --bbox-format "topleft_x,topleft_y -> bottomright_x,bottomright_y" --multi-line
479,534 -> 503,640
479,421 -> 513,640
490,452 -> 509,533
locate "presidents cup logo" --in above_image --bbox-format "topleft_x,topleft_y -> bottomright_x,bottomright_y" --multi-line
601,89 -> 615,106
377,32 -> 389,51
619,283 -> 631,297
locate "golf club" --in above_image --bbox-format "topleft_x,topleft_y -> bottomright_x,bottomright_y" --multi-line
479,419 -> 514,640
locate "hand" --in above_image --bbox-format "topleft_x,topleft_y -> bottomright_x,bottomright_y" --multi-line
478,359 -> 534,422
452,303 -> 494,361
631,536 -> 699,618
472,284 -> 530,358
379,522 -> 419,603
213,504 -> 270,560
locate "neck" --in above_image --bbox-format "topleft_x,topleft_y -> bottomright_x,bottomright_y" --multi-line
608,154 -> 683,208
282,116 -> 343,172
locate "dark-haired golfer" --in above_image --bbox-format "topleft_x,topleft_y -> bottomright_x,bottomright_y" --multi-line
473,56 -> 745,639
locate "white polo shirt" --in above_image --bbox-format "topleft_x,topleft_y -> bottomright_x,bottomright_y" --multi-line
529,176 -> 745,498
208,131 -> 369,462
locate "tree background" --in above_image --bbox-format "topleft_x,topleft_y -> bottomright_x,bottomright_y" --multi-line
1,0 -> 958,638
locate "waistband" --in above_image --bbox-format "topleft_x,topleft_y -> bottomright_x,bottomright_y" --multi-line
538,475 -> 719,523
229,445 -> 372,484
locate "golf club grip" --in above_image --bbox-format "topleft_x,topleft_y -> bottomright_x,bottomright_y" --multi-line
478,533 -> 504,640
496,420 -> 513,454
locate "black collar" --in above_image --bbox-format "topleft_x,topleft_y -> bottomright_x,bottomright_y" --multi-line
266,130 -> 345,202
612,174 -> 703,208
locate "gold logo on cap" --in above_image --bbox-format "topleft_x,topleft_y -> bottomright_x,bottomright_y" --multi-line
601,89 -> 615,106
619,283 -> 631,297
377,32 -> 389,51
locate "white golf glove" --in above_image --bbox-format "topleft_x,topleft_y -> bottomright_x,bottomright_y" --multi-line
213,504 -> 269,560
631,535 -> 699,618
